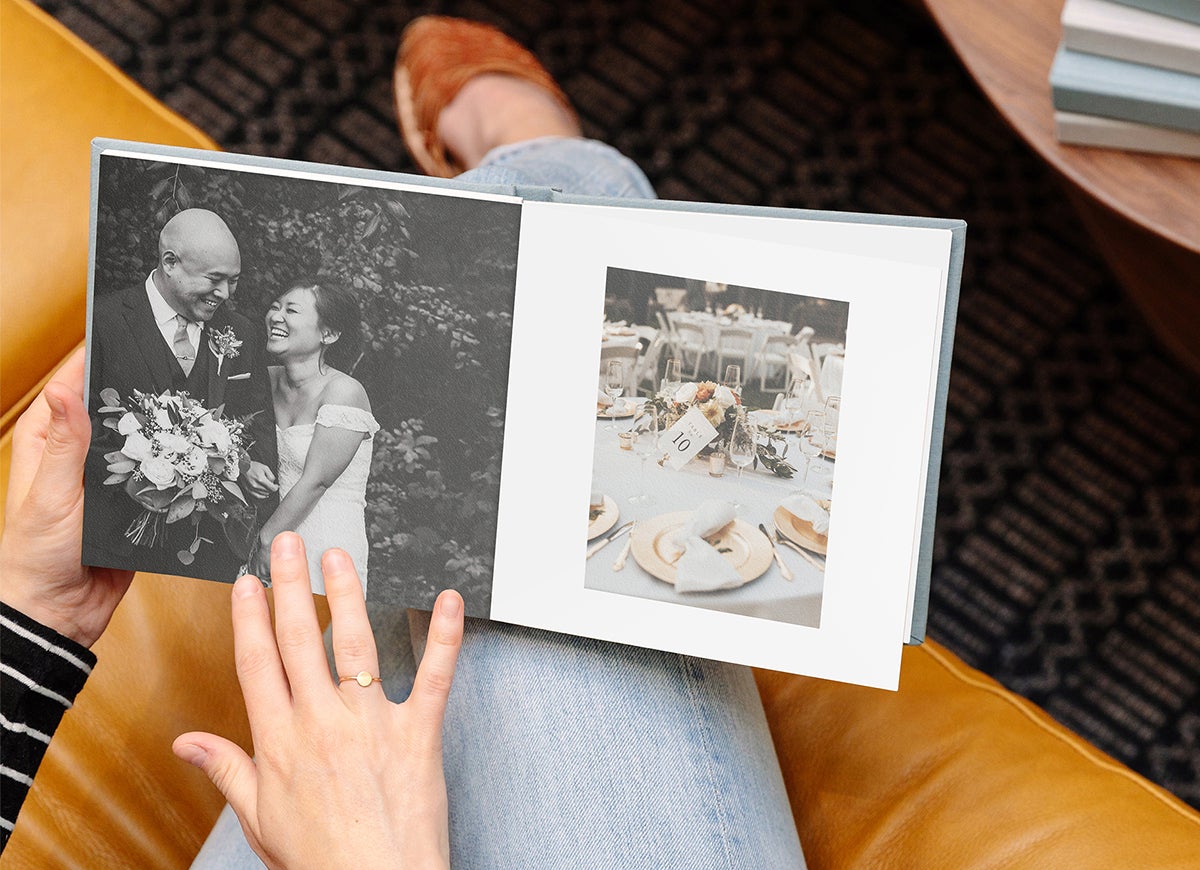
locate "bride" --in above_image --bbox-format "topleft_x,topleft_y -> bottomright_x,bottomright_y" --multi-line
251,281 -> 378,594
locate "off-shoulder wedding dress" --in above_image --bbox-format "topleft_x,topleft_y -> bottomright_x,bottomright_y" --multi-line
275,403 -> 380,593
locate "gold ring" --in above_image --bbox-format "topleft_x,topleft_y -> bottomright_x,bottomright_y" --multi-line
339,670 -> 382,688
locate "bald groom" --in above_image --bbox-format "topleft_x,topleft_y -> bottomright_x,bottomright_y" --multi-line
84,209 -> 278,581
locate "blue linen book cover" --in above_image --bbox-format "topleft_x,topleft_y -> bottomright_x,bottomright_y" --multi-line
1108,0 -> 1200,25
1050,45 -> 1200,132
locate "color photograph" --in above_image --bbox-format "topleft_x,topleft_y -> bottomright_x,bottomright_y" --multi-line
584,266 -> 849,626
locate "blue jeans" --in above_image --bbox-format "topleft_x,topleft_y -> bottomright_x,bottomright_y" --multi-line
192,139 -> 805,869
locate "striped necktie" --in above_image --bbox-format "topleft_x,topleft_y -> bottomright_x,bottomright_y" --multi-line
172,314 -> 196,376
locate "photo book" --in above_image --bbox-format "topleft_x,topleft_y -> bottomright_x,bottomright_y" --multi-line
81,139 -> 965,690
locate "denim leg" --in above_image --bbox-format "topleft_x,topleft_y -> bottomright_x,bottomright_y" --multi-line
459,136 -> 658,199
412,614 -> 804,869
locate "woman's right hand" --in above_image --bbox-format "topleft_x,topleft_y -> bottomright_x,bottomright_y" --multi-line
174,533 -> 464,869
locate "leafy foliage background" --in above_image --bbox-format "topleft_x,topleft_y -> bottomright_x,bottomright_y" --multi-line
94,155 -> 521,613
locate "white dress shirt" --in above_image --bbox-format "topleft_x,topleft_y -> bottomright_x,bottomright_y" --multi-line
145,271 -> 202,358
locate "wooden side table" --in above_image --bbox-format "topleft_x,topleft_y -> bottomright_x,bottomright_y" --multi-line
924,0 -> 1200,374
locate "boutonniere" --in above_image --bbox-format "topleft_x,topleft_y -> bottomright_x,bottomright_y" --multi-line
208,326 -> 243,375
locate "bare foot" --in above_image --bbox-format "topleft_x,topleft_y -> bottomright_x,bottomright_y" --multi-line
436,73 -> 581,171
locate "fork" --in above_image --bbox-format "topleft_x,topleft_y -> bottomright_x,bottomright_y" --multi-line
770,526 -> 824,571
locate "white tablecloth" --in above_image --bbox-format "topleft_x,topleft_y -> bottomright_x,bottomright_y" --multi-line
585,418 -> 833,626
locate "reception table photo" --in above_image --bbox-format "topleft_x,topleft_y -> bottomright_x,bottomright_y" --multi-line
585,386 -> 839,628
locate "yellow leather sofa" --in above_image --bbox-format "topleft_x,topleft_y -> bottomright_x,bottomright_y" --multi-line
2,0 -> 1198,865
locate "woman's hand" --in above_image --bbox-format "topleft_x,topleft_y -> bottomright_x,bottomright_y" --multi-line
0,349 -> 134,647
250,533 -> 272,582
174,533 -> 463,869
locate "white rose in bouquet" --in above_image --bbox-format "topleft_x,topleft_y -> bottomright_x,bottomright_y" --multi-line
197,419 -> 232,453
122,431 -> 153,461
117,411 -> 142,436
674,382 -> 699,403
140,455 -> 177,488
181,445 -> 209,476
155,431 -> 192,456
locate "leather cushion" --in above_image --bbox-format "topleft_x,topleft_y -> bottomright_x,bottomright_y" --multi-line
0,0 -> 216,431
755,644 -> 1200,868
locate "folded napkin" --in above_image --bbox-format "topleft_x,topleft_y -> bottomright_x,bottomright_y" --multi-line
780,493 -> 830,536
597,390 -> 613,407
669,500 -> 742,593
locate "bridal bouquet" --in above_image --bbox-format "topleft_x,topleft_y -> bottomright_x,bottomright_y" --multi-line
98,387 -> 251,565
651,381 -> 795,478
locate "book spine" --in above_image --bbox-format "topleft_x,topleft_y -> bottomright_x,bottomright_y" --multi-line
1063,0 -> 1200,76
1055,109 -> 1200,156
1050,45 -> 1200,133
1107,0 -> 1200,26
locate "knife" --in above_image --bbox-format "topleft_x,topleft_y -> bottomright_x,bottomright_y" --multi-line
612,530 -> 634,571
758,522 -> 793,581
586,521 -> 634,558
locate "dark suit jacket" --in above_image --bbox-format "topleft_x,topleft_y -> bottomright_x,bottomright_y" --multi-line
83,284 -> 277,581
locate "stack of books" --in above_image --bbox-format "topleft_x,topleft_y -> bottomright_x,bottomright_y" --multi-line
1051,0 -> 1200,157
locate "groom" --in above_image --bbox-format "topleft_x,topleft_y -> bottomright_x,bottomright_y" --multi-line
83,208 -> 278,581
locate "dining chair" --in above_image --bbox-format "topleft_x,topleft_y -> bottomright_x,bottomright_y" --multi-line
633,324 -> 658,350
715,326 -> 754,383
751,332 -> 796,392
599,343 -> 640,396
672,320 -> 709,379
636,331 -> 669,393
654,310 -> 680,357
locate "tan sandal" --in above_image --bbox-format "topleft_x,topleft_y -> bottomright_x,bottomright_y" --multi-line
393,15 -> 578,178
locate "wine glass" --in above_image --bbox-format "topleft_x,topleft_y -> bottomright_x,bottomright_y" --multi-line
660,357 -> 682,399
604,360 -> 624,430
822,395 -> 840,456
629,404 -> 659,505
722,364 -> 742,397
728,411 -> 755,511
797,410 -> 824,492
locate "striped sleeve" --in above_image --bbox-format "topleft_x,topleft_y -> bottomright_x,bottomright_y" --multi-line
0,603 -> 95,853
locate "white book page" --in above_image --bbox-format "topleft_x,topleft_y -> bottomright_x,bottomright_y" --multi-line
491,202 -> 950,689
581,204 -> 954,642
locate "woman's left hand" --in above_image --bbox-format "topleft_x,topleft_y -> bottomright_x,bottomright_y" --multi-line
174,533 -> 463,869
0,348 -> 134,647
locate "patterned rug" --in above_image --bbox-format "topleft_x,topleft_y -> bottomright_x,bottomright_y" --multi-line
36,0 -> 1200,807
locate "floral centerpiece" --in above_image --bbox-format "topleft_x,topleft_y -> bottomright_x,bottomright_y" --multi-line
650,381 -> 795,478
98,387 -> 254,565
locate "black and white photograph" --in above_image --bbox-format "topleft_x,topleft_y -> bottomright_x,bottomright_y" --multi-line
584,266 -> 849,627
82,152 -> 521,616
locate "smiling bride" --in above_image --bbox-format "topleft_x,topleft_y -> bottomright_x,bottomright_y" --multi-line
251,280 -> 379,594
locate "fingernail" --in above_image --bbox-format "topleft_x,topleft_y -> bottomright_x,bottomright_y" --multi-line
175,743 -> 208,767
440,591 -> 461,618
323,548 -> 351,572
45,390 -> 68,421
233,575 -> 259,599
274,532 -> 301,557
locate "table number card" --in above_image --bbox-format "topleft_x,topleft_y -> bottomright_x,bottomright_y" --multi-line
658,406 -> 720,469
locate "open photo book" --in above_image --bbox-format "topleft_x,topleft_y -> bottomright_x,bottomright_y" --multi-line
81,139 -> 964,690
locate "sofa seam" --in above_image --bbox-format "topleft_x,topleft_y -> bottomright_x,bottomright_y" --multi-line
921,642 -> 1200,827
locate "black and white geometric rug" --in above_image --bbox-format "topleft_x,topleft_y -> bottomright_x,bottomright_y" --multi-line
35,0 -> 1200,808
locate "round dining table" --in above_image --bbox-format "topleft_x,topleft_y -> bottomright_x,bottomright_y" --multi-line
585,413 -> 832,627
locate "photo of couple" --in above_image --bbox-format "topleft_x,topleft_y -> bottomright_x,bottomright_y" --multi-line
82,153 -> 521,615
